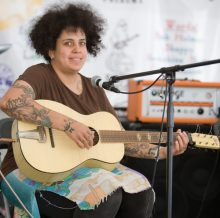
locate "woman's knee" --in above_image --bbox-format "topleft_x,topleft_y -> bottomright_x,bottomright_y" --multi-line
115,188 -> 155,218
73,188 -> 123,218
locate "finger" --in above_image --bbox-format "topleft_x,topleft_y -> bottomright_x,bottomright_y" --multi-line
87,130 -> 93,135
80,137 -> 91,149
174,138 -> 181,152
176,130 -> 188,147
182,131 -> 189,145
86,132 -> 94,141
86,136 -> 93,148
176,133 -> 188,154
87,131 -> 95,141
173,134 -> 184,153
84,132 -> 94,147
75,133 -> 90,149
178,132 -> 188,149
176,129 -> 181,133
75,139 -> 86,149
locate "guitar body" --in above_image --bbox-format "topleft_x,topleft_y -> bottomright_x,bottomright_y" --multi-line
12,100 -> 124,184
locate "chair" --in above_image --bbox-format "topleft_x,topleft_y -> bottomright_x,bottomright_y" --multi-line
0,118 -> 14,218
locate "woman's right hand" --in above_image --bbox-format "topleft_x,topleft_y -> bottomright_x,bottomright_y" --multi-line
64,120 -> 94,149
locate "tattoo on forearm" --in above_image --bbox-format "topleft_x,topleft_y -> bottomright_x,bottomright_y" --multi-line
31,107 -> 52,127
6,100 -> 52,127
148,147 -> 159,158
125,143 -> 160,159
64,120 -> 75,133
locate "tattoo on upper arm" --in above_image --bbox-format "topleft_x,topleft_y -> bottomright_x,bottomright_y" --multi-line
5,96 -> 31,118
13,82 -> 35,99
5,82 -> 52,127
6,97 -> 30,110
6,82 -> 35,114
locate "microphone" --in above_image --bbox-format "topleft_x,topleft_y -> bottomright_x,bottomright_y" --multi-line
91,76 -> 120,93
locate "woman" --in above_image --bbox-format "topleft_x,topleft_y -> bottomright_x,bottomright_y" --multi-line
0,3 -> 188,218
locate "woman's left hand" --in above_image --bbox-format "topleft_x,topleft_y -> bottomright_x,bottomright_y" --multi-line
172,129 -> 189,155
160,129 -> 189,158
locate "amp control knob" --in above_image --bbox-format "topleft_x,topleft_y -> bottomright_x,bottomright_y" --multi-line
197,108 -> 204,115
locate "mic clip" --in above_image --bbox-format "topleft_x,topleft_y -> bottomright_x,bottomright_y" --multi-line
103,81 -> 120,93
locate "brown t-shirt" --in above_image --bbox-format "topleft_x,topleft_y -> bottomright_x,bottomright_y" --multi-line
1,63 -> 118,176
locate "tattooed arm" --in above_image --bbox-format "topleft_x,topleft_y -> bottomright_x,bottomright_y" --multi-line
124,142 -> 161,159
0,80 -> 93,149
124,130 -> 189,159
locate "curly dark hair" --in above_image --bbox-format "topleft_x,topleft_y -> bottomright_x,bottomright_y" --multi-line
29,3 -> 106,62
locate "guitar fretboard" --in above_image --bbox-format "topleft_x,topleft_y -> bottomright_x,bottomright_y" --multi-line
99,130 -> 176,144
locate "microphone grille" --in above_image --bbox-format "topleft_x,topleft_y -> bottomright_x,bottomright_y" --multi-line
91,75 -> 101,87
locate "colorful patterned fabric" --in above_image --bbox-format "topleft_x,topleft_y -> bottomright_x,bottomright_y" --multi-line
1,164 -> 151,218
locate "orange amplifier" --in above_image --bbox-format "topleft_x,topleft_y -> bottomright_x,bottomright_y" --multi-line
128,80 -> 220,124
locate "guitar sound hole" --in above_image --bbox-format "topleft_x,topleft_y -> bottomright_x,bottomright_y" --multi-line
89,127 -> 99,146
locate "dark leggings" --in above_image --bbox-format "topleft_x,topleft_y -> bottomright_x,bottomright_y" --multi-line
36,188 -> 154,218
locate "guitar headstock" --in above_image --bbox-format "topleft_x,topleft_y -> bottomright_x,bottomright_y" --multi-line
190,133 -> 220,149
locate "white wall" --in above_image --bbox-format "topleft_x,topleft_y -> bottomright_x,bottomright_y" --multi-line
0,0 -> 220,111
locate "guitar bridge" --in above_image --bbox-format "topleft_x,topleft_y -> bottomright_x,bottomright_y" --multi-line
17,126 -> 47,143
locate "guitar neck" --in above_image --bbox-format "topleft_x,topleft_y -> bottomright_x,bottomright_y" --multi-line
99,130 -> 220,150
99,130 -> 177,144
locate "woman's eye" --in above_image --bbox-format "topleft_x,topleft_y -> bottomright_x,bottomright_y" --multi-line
80,41 -> 86,46
63,40 -> 86,47
64,41 -> 73,46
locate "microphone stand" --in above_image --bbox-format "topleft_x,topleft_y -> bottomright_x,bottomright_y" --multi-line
108,59 -> 220,218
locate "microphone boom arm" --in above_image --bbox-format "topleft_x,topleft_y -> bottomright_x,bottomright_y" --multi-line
109,59 -> 220,83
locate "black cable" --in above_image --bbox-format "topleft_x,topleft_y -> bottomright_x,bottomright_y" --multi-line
148,78 -> 168,218
151,79 -> 168,188
115,74 -> 163,94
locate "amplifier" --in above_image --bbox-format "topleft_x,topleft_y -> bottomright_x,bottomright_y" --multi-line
127,80 -> 220,124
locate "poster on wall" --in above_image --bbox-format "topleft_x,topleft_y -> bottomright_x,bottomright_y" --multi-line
0,0 -> 220,110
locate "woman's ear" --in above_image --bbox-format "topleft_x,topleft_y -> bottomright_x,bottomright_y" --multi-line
48,50 -> 55,60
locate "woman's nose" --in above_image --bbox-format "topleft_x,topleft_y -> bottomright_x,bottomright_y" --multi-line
72,43 -> 81,52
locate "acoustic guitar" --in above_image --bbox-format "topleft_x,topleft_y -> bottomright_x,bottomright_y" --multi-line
11,100 -> 220,184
